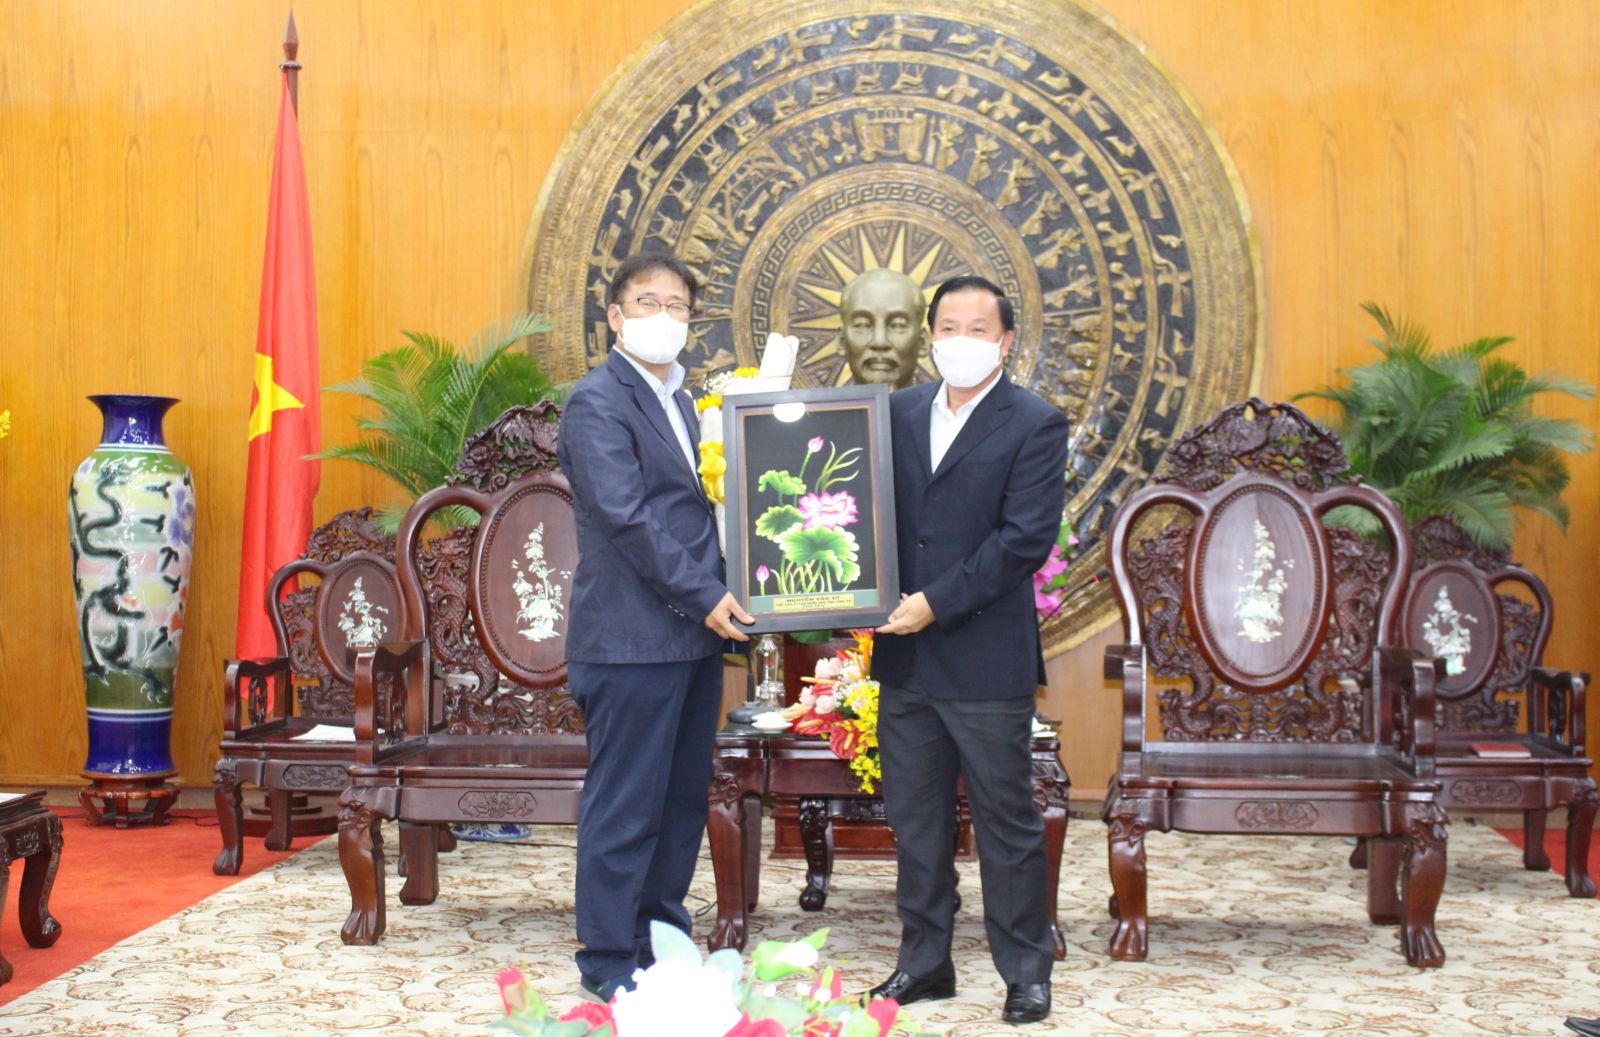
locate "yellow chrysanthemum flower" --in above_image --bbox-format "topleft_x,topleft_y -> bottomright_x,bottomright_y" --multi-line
696,393 -> 723,414
732,366 -> 760,378
698,440 -> 727,504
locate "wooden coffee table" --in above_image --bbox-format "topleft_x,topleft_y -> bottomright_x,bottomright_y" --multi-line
707,728 -> 1068,956
0,792 -> 63,985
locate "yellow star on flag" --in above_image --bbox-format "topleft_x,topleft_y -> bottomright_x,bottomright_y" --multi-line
248,352 -> 305,440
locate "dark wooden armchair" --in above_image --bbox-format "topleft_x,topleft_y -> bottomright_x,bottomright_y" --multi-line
337,404 -> 587,945
1380,515 -> 1593,895
1101,399 -> 1448,968
213,508 -> 401,874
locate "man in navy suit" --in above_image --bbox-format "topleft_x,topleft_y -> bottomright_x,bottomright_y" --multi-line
869,275 -> 1069,1024
557,252 -> 753,1002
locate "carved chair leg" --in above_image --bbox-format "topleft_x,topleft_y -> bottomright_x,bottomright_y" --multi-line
263,787 -> 293,852
1348,836 -> 1369,870
18,814 -> 63,949
338,791 -> 386,946
399,822 -> 440,906
798,797 -> 833,912
1523,807 -> 1552,872
1364,837 -> 1402,925
1106,812 -> 1149,961
741,796 -> 761,912
1564,781 -> 1599,898
706,770 -> 752,953
1399,809 -> 1447,968
211,761 -> 245,876
436,825 -> 458,854
1041,801 -> 1068,961
0,858 -> 12,985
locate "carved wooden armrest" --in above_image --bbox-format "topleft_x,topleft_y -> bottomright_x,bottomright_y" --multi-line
1531,666 -> 1590,754
222,656 -> 291,738
1104,643 -> 1146,753
1378,646 -> 1439,772
352,639 -> 426,763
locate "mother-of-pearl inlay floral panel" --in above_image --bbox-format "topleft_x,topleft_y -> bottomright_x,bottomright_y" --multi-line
1235,519 -> 1293,644
1422,585 -> 1478,676
512,523 -> 571,642
337,577 -> 390,649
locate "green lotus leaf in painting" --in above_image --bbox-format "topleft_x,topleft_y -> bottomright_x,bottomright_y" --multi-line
757,469 -> 807,497
754,505 -> 804,542
779,527 -> 861,586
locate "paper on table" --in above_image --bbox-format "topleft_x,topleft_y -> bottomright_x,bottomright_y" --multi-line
291,724 -> 357,743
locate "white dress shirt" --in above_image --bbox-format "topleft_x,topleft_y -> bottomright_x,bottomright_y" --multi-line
615,347 -> 697,472
929,373 -> 1002,471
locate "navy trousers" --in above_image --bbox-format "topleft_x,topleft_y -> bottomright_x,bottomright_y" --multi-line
567,654 -> 723,982
878,682 -> 1055,984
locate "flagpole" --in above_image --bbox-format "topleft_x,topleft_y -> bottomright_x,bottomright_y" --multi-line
281,11 -> 300,113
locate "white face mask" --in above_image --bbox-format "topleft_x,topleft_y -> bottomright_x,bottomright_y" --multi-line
619,310 -> 689,366
931,335 -> 1003,389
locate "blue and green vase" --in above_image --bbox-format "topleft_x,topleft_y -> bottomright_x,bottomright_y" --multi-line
68,394 -> 195,781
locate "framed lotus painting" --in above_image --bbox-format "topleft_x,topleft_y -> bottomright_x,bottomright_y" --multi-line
722,385 -> 899,634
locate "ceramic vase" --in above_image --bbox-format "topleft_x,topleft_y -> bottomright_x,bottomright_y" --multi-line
67,394 -> 193,825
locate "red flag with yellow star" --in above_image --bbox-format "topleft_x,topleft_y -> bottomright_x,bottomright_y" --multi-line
236,69 -> 320,660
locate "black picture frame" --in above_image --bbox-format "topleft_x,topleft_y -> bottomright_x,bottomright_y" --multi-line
722,385 -> 899,634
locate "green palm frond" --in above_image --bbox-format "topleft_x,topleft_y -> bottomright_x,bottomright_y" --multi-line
1295,303 -> 1594,550
313,313 -> 562,532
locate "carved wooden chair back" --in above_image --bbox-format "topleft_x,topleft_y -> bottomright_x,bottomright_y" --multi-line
1109,399 -> 1414,748
234,507 -> 396,729
395,403 -> 583,741
1402,516 -> 1561,737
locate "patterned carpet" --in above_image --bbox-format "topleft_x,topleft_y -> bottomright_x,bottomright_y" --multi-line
1,818 -> 1596,1035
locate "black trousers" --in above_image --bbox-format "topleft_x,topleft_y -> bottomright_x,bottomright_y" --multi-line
568,654 -> 723,982
878,682 -> 1054,984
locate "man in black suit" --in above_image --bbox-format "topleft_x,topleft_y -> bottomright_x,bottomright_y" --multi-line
869,275 -> 1069,1024
557,252 -> 753,1002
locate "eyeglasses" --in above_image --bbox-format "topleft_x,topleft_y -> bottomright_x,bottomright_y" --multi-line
622,296 -> 692,319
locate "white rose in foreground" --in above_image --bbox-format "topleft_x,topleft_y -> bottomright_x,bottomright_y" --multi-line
814,657 -> 843,679
609,957 -> 740,1037
798,688 -> 816,708
815,693 -> 836,715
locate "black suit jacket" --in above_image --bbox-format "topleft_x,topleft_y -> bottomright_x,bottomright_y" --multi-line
873,373 -> 1069,699
557,349 -> 727,664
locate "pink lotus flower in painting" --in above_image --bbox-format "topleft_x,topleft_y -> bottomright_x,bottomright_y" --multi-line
807,436 -> 825,453
797,491 -> 858,530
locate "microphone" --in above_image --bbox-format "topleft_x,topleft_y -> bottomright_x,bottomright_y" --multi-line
1039,566 -> 1112,622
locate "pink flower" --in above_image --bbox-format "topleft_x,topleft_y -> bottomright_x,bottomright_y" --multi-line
1033,547 -> 1070,612
809,966 -> 843,1001
756,565 -> 771,587
725,1014 -> 788,1037
864,996 -> 900,1036
798,687 -> 817,707
560,1001 -> 615,1031
807,437 -> 825,453
497,968 -> 529,1015
797,491 -> 858,530
813,657 -> 843,680
814,693 -> 836,714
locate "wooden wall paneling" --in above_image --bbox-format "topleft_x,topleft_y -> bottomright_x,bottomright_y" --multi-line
0,0 -> 1595,802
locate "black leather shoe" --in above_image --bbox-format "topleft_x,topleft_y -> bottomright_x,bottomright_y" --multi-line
1002,982 -> 1051,1023
867,968 -> 957,1004
578,971 -> 636,1004
1565,1018 -> 1600,1037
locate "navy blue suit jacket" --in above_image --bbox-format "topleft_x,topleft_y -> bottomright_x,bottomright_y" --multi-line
557,349 -> 728,663
873,373 -> 1070,699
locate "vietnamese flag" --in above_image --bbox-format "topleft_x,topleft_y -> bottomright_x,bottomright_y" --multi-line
235,69 -> 320,660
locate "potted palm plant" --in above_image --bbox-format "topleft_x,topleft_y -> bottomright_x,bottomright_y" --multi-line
315,312 -> 562,532
1296,303 -> 1594,550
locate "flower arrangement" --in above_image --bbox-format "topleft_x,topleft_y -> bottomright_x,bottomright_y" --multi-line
1032,514 -> 1080,620
494,923 -> 931,1037
781,630 -> 881,793
696,367 -> 760,505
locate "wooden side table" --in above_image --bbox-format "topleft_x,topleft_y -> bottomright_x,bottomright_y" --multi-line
707,729 -> 1069,957
0,792 -> 64,985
